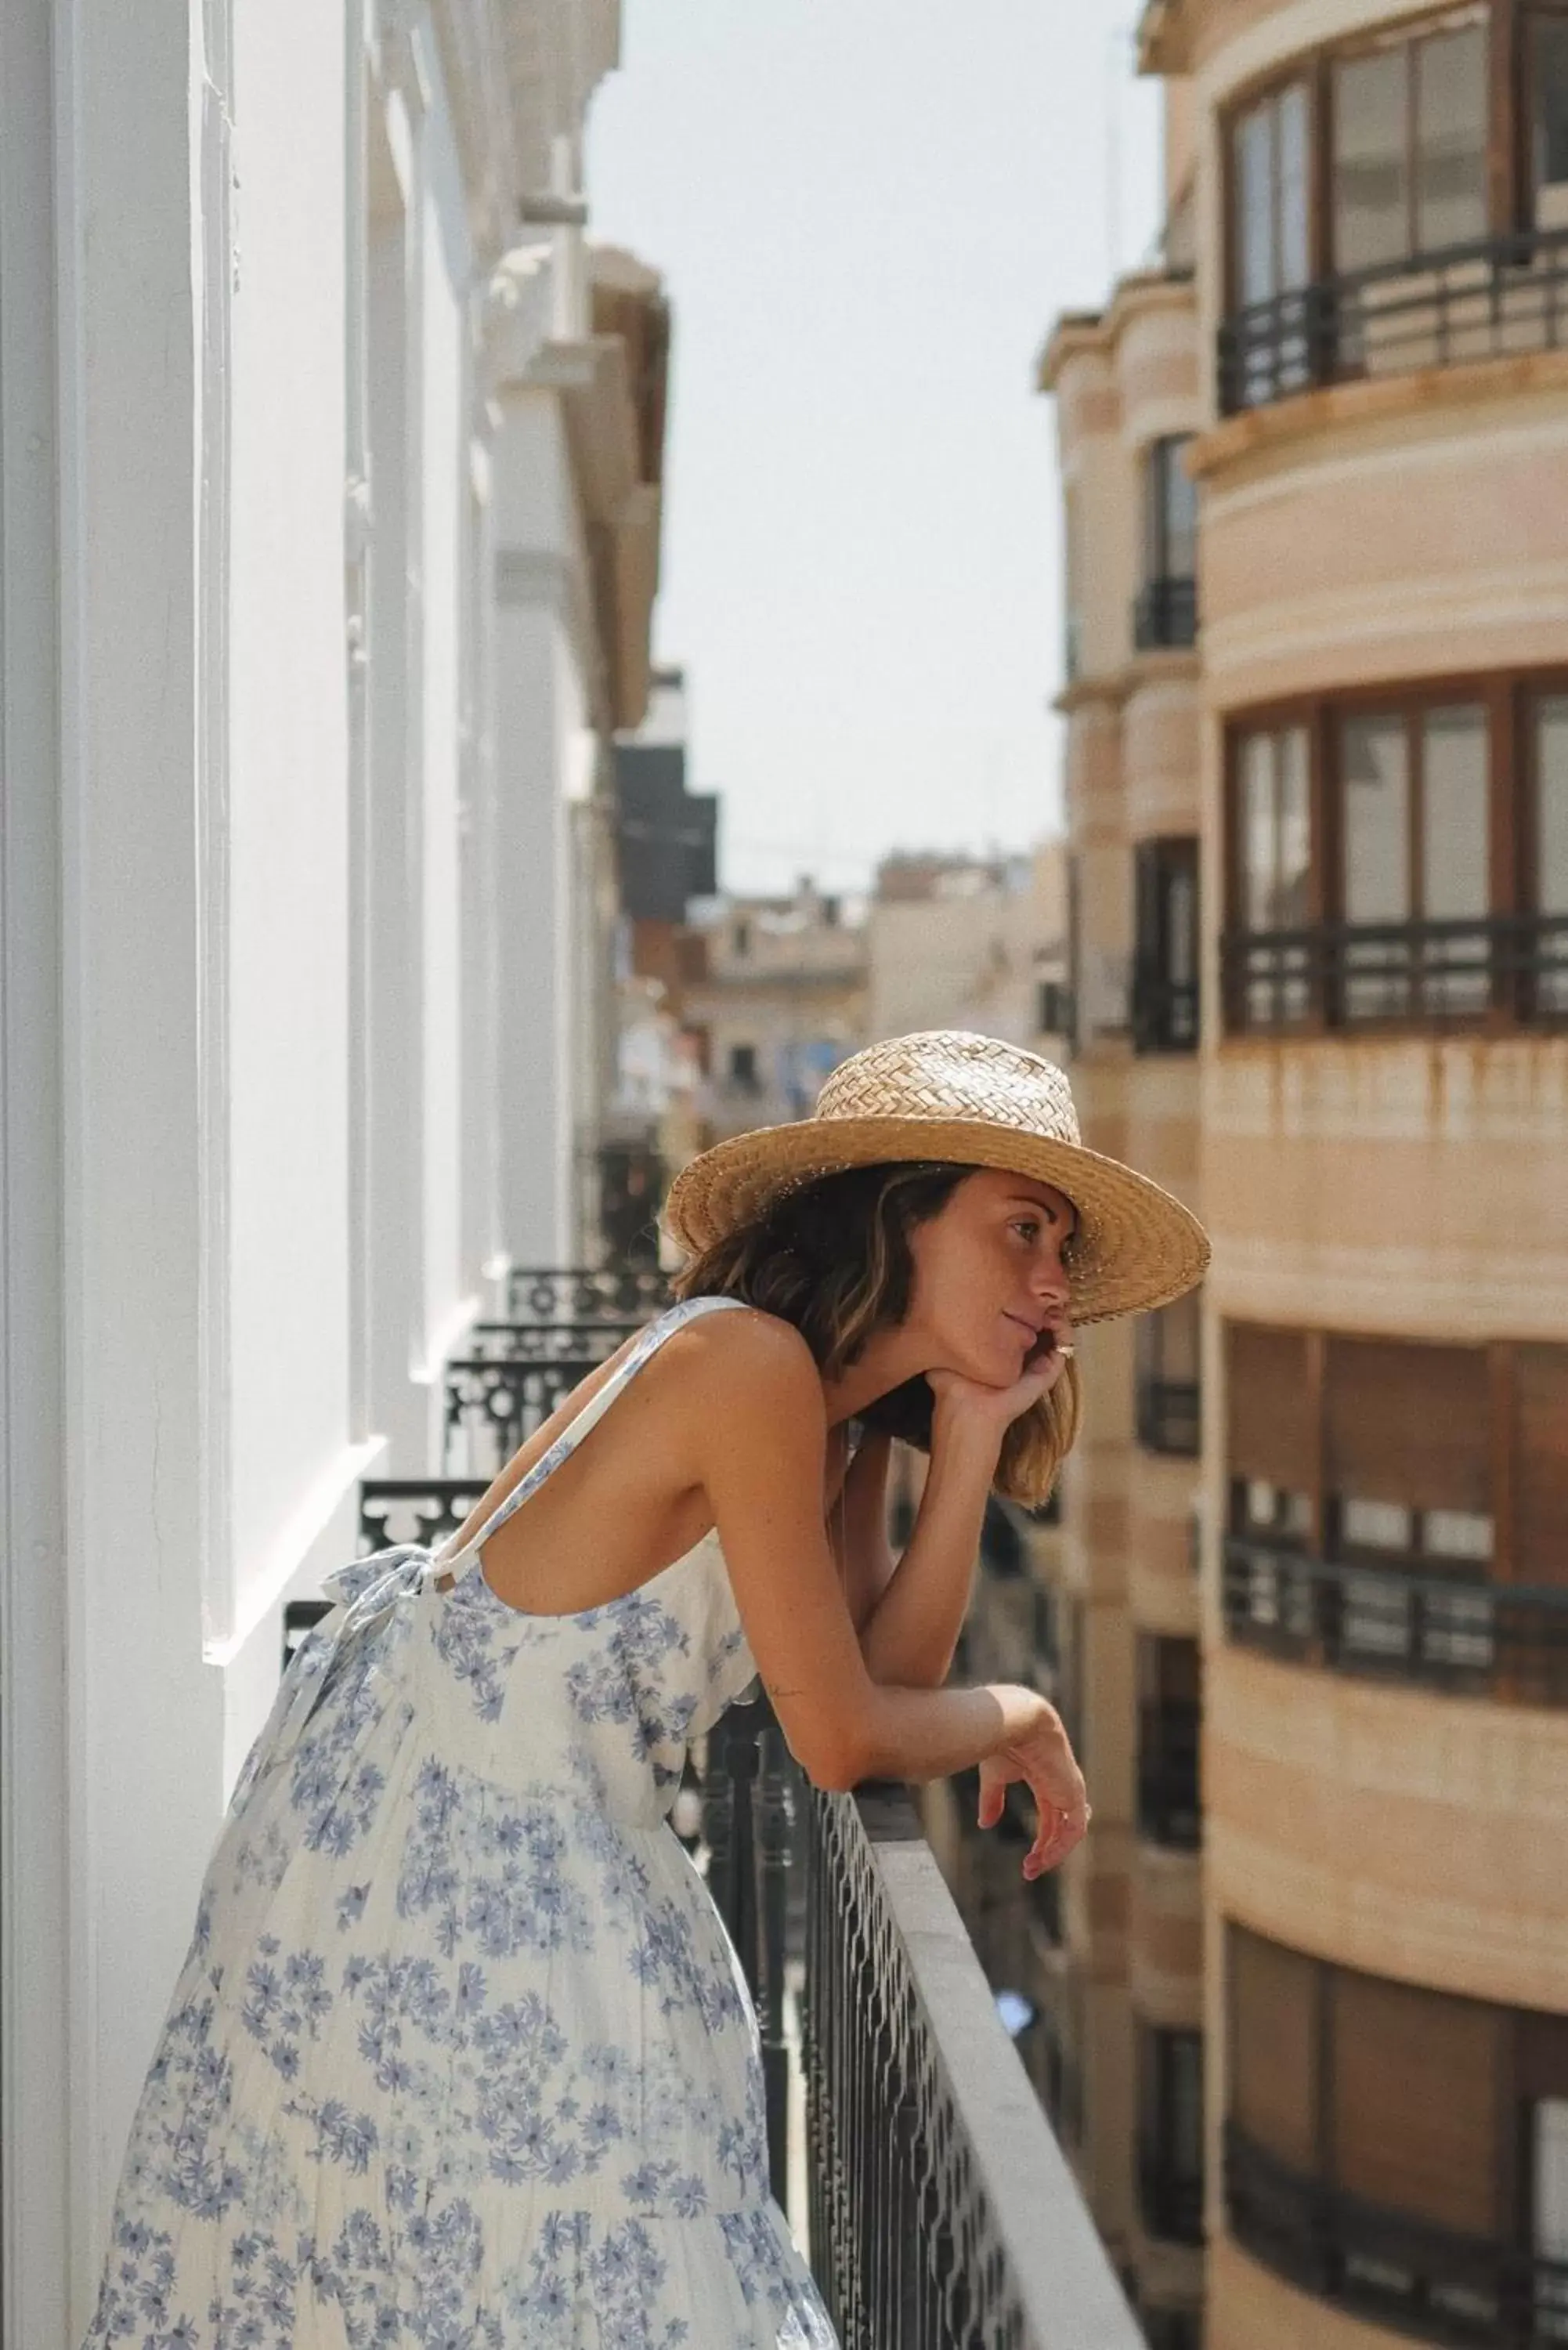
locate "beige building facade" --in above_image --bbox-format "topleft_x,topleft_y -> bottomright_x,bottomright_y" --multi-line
1042,5 -> 1568,2347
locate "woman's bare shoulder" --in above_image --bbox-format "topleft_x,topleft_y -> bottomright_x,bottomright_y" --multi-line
664,1300 -> 822,1414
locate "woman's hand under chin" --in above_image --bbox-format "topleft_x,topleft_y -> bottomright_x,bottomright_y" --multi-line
926,1319 -> 1074,1448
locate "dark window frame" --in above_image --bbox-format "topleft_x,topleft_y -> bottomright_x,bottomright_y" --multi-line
1133,835 -> 1201,1053
1222,668 -> 1568,1036
1134,437 -> 1200,650
1136,1287 -> 1203,1457
1136,1633 -> 1202,1852
1137,2021 -> 1206,2245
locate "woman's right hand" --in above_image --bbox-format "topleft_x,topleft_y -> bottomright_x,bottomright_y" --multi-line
976,1684 -> 1091,1878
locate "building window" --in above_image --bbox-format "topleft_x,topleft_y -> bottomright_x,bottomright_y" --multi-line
732,919 -> 750,956
728,1041 -> 760,1091
1134,438 -> 1199,650
1141,2313 -> 1202,2350
1222,1323 -> 1568,1705
1136,1289 -> 1201,1456
1226,1922 -> 1568,2345
1538,693 -> 1568,1014
1063,482 -> 1083,683
1138,2023 -> 1205,2245
1234,723 -> 1311,1027
1223,677 -> 1568,1036
1136,1636 -> 1201,1850
1132,837 -> 1199,1052
1232,78 -> 1313,309
1331,21 -> 1488,276
1037,977 -> 1072,1038
1531,7 -> 1568,227
1219,10 -> 1568,412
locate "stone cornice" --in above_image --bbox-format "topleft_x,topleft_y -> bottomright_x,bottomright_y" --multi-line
1051,644 -> 1201,716
1036,269 -> 1197,392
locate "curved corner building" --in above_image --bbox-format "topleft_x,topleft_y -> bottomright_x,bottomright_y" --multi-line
1042,6 -> 1568,2346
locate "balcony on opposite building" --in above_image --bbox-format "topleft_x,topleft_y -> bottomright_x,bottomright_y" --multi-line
1217,9 -> 1568,414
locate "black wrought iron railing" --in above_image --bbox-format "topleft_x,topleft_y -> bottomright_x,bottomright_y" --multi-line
1133,576 -> 1198,652
443,1332 -> 643,1473
801,1777 -> 1143,2348
1131,968 -> 1199,1054
1220,913 -> 1568,1036
503,1263 -> 671,1323
1226,2120 -> 1568,2347
1136,1703 -> 1201,1851
1223,1537 -> 1568,1708
1136,1378 -> 1201,1458
1217,226 -> 1568,415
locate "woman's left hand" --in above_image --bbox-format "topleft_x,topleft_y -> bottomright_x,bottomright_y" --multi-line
926,1316 -> 1075,1445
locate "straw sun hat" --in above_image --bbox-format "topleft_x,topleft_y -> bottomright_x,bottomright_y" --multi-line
663,1029 -> 1210,1325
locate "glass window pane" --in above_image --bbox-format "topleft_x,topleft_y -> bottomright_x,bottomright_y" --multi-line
1164,438 -> 1198,578
1335,48 -> 1411,272
1342,1497 -> 1414,1553
1278,82 -> 1313,287
1422,705 -> 1489,919
1540,696 -> 1568,913
1278,727 -> 1311,924
1161,1290 -> 1201,1383
1241,732 -> 1278,929
1424,1509 -> 1494,1563
1235,100 -> 1277,304
1167,859 -> 1197,989
1342,714 -> 1411,920
1416,26 -> 1489,251
1530,16 -> 1568,221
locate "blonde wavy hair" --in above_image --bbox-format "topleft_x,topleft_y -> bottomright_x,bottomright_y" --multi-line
668,1160 -> 1082,1509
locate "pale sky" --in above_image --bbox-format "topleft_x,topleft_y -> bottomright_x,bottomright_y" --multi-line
587,3 -> 1162,896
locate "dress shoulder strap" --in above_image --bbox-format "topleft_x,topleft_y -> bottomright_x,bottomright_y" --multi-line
432,1293 -> 754,1582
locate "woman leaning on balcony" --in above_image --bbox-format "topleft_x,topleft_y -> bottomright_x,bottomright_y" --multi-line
81,1029 -> 1208,2349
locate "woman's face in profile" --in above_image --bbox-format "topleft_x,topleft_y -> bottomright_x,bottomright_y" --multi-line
902,1166 -> 1077,1387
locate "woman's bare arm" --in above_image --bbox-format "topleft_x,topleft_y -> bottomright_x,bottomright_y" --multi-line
855,1416 -> 996,1688
826,1426 -> 897,1633
685,1311 -> 1078,1835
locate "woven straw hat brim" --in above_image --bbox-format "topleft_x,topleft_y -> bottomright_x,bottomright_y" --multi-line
662,1112 -> 1209,1325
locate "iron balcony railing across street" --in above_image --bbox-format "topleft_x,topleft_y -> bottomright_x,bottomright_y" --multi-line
1226,2120 -> 1568,2348
1223,1536 -> 1568,1708
1217,224 -> 1568,415
1220,912 -> 1568,1036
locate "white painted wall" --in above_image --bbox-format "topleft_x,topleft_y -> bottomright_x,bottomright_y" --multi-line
0,4 -> 631,2338
492,386 -> 602,1260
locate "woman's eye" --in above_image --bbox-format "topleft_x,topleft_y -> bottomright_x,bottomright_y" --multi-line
1012,1219 -> 1040,1242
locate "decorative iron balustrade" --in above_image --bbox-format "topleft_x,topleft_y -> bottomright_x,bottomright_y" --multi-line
357,1476 -> 492,1558
442,1350 -> 623,1475
459,1318 -> 644,1364
1217,226 -> 1568,416
1133,576 -> 1198,653
1226,2120 -> 1568,2347
700,1686 -> 797,2204
1131,969 -> 1199,1054
1223,1537 -> 1568,1708
801,1777 -> 1144,2348
1136,1702 -> 1201,1852
1220,913 -> 1568,1036
503,1263 -> 672,1323
1136,1378 -> 1201,1459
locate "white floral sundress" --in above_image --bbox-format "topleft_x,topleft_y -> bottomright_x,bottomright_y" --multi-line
82,1293 -> 840,2348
